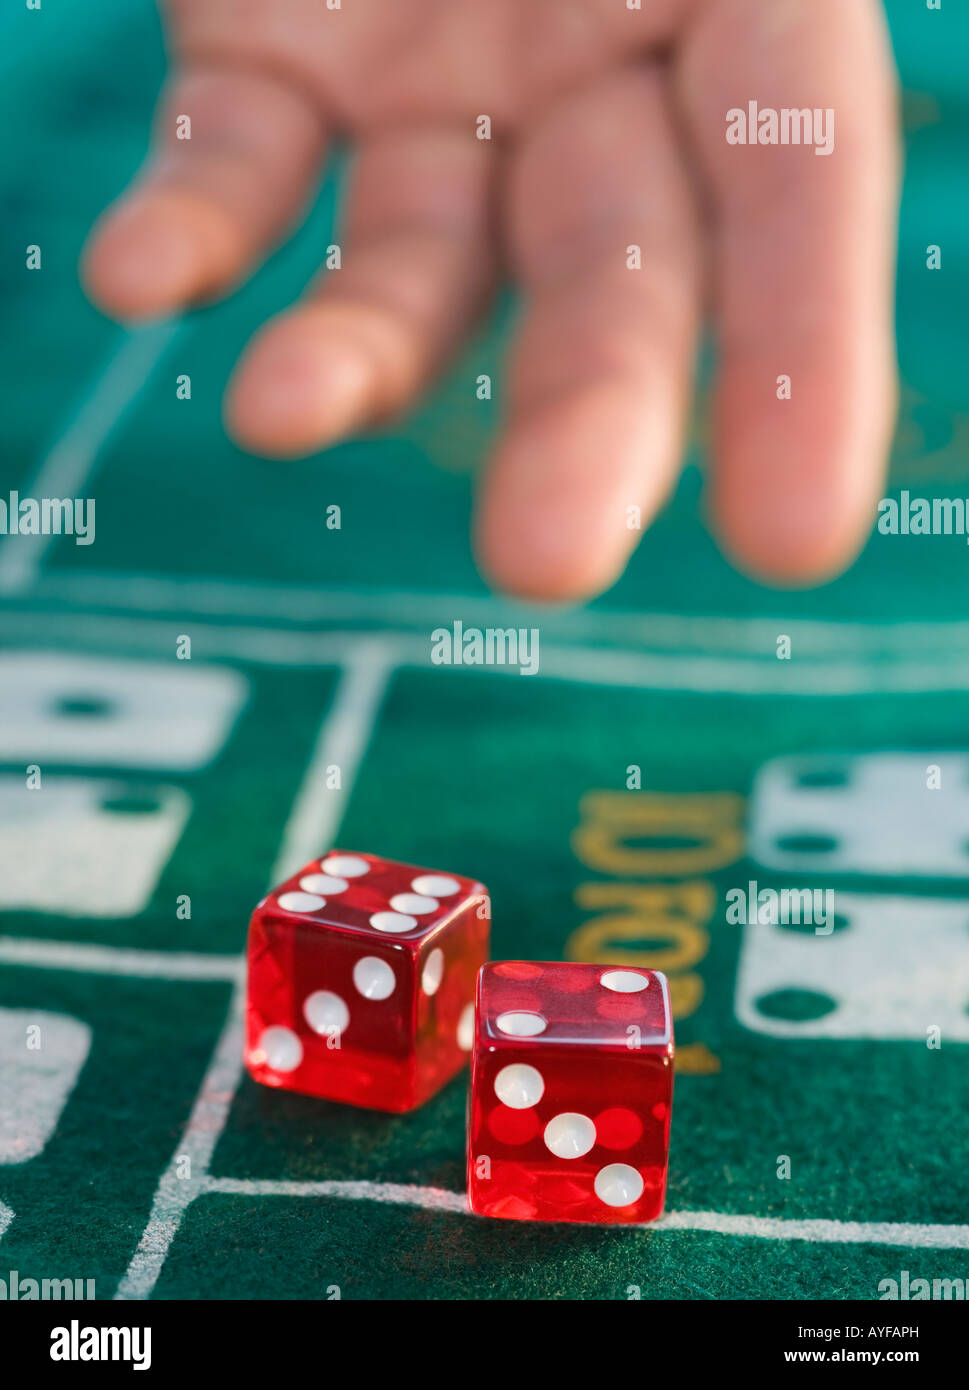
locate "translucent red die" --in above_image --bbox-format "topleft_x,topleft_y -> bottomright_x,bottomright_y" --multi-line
245,851 -> 490,1112
467,961 -> 674,1223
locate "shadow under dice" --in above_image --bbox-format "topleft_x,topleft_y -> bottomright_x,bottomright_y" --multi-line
468,962 -> 674,1224
245,851 -> 490,1112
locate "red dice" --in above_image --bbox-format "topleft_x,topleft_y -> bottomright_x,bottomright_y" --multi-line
245,851 -> 489,1112
467,962 -> 674,1223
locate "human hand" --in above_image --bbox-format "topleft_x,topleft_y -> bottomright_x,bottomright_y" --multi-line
82,0 -> 899,599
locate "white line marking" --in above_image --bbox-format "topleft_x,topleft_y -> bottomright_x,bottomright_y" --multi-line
2,614 -> 968,695
656,1210 -> 969,1251
270,640 -> 395,882
0,322 -> 181,596
204,1177 -> 469,1215
114,647 -> 395,1301
25,567 -> 969,658
112,978 -> 247,1302
0,937 -> 243,981
199,1180 -> 969,1250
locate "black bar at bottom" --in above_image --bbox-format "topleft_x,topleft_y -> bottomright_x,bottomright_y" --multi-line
0,1297 -> 960,1374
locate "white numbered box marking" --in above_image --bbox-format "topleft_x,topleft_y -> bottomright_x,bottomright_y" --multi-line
735,891 -> 969,1040
0,652 -> 247,771
0,775 -> 190,917
0,1009 -> 91,1163
749,752 -> 969,879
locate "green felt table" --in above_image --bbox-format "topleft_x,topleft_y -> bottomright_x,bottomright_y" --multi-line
1,0 -> 968,1301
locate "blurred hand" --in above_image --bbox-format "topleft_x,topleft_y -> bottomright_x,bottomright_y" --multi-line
82,0 -> 899,599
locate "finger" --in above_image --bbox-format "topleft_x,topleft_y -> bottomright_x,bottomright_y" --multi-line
372,0 -> 685,128
226,126 -> 496,458
475,67 -> 702,601
82,67 -> 327,320
677,0 -> 899,584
